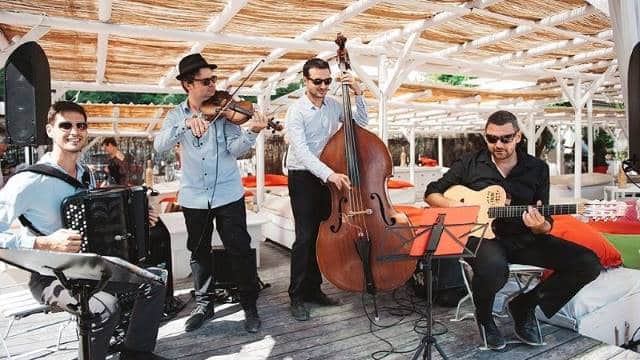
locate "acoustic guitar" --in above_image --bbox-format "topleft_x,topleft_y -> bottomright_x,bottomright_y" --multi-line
443,185 -> 627,239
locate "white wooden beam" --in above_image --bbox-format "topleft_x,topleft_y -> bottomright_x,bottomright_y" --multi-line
485,30 -> 612,65
96,0 -> 113,84
585,0 -> 609,16
158,0 -> 249,86
349,54 -> 382,99
434,5 -> 599,57
384,32 -> 419,95
472,8 -> 613,47
145,108 -> 164,135
525,48 -> 615,70
0,24 -> 50,68
219,0 -> 383,89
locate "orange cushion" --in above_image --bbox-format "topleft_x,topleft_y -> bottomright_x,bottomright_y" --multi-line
387,179 -> 414,189
242,174 -> 288,187
550,215 -> 622,268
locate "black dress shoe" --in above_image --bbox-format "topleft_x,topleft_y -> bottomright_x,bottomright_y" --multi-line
244,307 -> 262,333
184,304 -> 214,332
290,300 -> 310,321
477,318 -> 506,350
508,296 -> 544,346
120,349 -> 167,360
303,291 -> 340,306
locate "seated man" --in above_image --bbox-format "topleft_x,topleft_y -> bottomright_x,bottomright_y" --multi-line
425,110 -> 601,350
0,101 -> 166,360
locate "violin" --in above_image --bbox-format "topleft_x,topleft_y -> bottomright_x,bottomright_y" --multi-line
201,90 -> 283,132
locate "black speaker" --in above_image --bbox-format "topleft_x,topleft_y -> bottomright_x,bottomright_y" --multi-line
4,41 -> 51,146
628,42 -> 640,169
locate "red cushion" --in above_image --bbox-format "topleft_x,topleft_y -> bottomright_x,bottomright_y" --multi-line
388,179 -> 414,189
242,174 -> 288,187
550,215 -> 622,268
419,156 -> 437,167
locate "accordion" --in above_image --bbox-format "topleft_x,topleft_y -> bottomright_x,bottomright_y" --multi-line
61,186 -> 150,264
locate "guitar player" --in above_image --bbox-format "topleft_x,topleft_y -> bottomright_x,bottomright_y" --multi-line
424,110 -> 601,351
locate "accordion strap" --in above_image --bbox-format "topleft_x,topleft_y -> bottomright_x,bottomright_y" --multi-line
16,164 -> 91,236
17,163 -> 90,189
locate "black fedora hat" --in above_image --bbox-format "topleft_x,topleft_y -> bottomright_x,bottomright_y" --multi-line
176,53 -> 217,81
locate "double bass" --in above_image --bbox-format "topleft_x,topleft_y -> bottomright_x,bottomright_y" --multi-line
316,34 -> 416,295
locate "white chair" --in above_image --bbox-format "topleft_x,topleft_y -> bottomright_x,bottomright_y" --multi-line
0,285 -> 75,359
451,259 -> 545,322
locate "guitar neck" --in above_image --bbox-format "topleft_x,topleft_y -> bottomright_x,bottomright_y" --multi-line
488,204 -> 577,218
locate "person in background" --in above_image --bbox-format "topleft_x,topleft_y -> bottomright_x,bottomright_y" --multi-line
102,137 -> 131,186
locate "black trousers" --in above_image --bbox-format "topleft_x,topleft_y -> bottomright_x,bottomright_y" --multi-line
182,198 -> 258,310
29,271 -> 165,360
287,170 -> 330,301
466,233 -> 601,325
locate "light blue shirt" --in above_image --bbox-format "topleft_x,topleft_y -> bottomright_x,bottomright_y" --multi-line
285,93 -> 368,182
154,100 -> 258,209
0,153 -> 95,249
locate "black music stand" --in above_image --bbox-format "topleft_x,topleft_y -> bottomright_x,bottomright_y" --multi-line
407,206 -> 482,360
378,206 -> 482,360
0,248 -> 163,360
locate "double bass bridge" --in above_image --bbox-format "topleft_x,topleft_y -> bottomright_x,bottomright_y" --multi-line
346,209 -> 373,217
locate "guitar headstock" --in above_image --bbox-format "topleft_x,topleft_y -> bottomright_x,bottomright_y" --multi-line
578,200 -> 629,221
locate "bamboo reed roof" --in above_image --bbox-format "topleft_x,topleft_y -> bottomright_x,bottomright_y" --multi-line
0,0 -> 623,135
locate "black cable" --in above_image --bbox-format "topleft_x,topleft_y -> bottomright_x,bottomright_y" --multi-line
361,285 -> 450,359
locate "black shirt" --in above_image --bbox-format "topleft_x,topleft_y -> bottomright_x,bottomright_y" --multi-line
425,149 -> 552,236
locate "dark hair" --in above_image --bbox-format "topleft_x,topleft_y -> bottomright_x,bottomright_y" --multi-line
486,110 -> 519,131
179,70 -> 199,93
47,100 -> 87,125
302,58 -> 330,78
102,137 -> 118,147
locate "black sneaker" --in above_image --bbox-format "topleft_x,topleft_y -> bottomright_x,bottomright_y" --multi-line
508,296 -> 543,346
120,349 -> 167,360
303,291 -> 340,306
244,307 -> 262,333
184,304 -> 214,332
477,319 -> 506,350
290,300 -> 310,321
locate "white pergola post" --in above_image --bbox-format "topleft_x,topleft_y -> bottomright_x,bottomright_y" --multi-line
378,55 -> 388,144
557,64 -> 616,198
256,90 -> 270,211
574,80 -> 583,198
554,126 -> 564,175
587,98 -> 594,173
525,113 -> 536,156
437,133 -> 443,168
409,124 -> 416,185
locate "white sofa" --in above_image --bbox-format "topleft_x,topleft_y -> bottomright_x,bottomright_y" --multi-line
260,186 -> 417,249
549,173 -> 614,200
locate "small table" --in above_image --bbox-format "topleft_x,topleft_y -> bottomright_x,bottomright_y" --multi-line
603,184 -> 640,201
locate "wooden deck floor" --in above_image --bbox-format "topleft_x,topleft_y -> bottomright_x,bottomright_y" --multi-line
2,241 -> 640,359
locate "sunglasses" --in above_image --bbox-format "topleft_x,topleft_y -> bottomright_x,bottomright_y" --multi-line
58,122 -> 88,131
485,132 -> 517,144
192,76 -> 218,86
307,77 -> 332,86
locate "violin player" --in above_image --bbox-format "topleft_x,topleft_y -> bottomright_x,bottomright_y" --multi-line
284,58 -> 368,321
154,53 -> 268,333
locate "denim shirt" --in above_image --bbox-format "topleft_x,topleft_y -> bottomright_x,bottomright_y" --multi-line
0,153 -> 95,249
154,100 -> 258,209
285,93 -> 368,182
